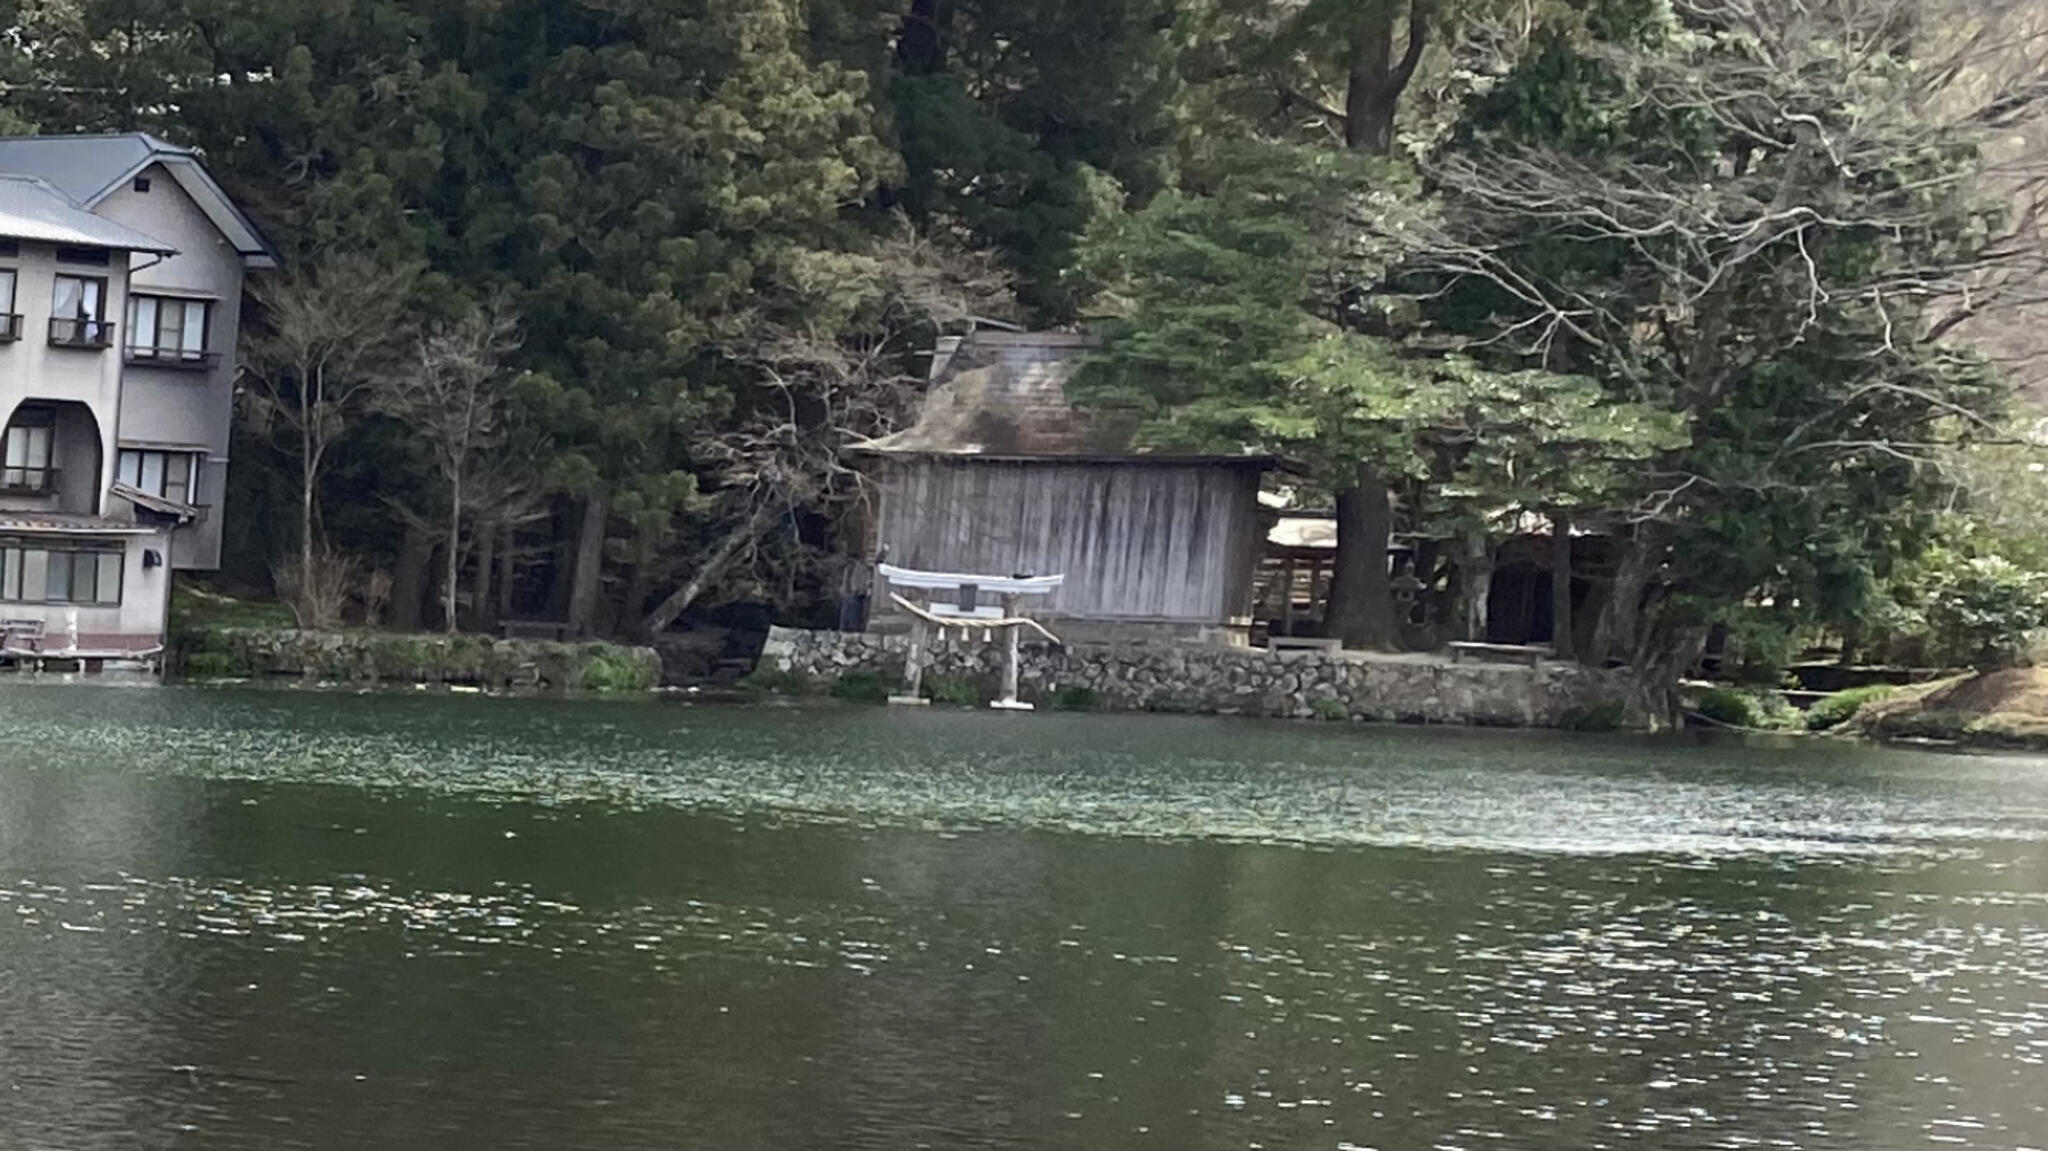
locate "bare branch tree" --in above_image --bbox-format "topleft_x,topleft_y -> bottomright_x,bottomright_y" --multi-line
638,225 -> 1015,636
242,254 -> 421,627
375,297 -> 528,633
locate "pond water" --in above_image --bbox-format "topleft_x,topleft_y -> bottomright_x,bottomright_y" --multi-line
2,684 -> 2046,1150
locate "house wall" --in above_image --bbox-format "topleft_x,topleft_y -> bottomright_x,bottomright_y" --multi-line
0,528 -> 173,651
0,242 -> 128,505
870,458 -> 1265,629
102,163 -> 244,570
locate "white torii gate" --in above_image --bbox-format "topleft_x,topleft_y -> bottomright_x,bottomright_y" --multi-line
878,563 -> 1065,710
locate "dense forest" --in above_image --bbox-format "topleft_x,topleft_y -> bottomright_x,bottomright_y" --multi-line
7,0 -> 2048,702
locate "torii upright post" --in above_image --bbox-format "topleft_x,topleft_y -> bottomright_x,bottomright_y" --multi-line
992,593 -> 1029,711
892,595 -> 932,707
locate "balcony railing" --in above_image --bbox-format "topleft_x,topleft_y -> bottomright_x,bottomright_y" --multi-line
0,314 -> 21,343
125,345 -> 223,371
0,466 -> 58,495
48,318 -> 115,349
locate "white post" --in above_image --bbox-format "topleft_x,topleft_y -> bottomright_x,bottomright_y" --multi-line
891,599 -> 932,706
991,594 -> 1033,711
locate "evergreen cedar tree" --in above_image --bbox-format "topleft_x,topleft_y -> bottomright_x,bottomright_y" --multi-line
11,0 -> 2048,704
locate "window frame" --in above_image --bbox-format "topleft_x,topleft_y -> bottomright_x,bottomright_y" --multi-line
117,449 -> 199,505
2,408 -> 55,494
0,544 -> 123,607
51,274 -> 111,348
125,294 -> 214,363
0,267 -> 18,342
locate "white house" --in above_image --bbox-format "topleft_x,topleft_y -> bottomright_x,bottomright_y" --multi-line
0,134 -> 272,665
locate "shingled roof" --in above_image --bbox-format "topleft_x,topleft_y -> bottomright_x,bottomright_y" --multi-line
852,329 -> 1273,466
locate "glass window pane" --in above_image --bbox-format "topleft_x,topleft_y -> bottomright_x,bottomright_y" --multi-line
118,451 -> 140,487
53,276 -> 81,319
0,270 -> 15,313
21,550 -> 45,602
141,453 -> 165,495
81,279 -> 102,317
159,300 -> 181,350
4,427 -> 22,469
131,297 -> 157,351
21,550 -> 45,601
165,456 -> 192,504
2,548 -> 18,601
44,553 -> 69,603
182,302 -> 206,352
97,553 -> 121,605
24,427 -> 49,470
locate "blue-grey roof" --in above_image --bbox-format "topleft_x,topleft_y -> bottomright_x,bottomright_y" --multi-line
0,133 -> 275,266
0,133 -> 190,204
0,175 -> 176,253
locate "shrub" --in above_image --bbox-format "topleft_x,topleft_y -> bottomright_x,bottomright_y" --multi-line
1923,553 -> 2048,671
182,651 -> 249,679
923,676 -> 983,706
1561,702 -> 1627,733
1049,686 -> 1100,712
1805,685 -> 1895,731
1310,698 -> 1349,722
581,647 -> 657,693
1694,686 -> 1762,729
829,671 -> 894,703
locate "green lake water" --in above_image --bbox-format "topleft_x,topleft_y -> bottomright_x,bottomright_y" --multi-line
2,683 -> 2045,1150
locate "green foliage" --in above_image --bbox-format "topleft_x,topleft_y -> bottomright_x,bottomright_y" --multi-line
1049,686 -> 1101,712
1806,686 -> 1895,732
739,667 -> 817,696
922,676 -> 984,707
182,651 -> 253,679
1692,686 -> 1799,731
580,648 -> 658,694
1561,702 -> 1627,733
829,671 -> 895,703
1310,697 -> 1350,722
1692,686 -> 1763,729
1921,552 -> 2048,671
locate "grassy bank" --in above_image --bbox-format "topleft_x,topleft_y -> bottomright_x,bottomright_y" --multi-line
1842,668 -> 2048,751
169,583 -> 659,693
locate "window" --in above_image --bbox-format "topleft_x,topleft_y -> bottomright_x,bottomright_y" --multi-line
55,247 -> 111,267
0,546 -> 121,606
0,269 -> 17,342
51,275 -> 110,346
2,409 -> 53,493
117,450 -> 198,505
126,296 -> 211,362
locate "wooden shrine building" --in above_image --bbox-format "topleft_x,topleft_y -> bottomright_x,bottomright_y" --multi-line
846,330 -> 1277,645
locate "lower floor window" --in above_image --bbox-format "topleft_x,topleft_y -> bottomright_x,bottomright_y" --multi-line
117,449 -> 198,504
0,546 -> 122,605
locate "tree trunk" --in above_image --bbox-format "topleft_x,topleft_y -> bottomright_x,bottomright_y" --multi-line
472,519 -> 496,633
1455,529 -> 1493,643
298,420 -> 317,591
1591,528 -> 1660,667
1343,0 -> 1429,155
641,505 -> 774,639
442,484 -> 462,634
566,491 -> 608,637
1323,463 -> 1401,650
387,522 -> 432,631
497,522 -> 517,620
1550,512 -> 1576,661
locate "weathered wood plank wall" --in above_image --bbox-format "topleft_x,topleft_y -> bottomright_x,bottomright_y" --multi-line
872,458 -> 1263,624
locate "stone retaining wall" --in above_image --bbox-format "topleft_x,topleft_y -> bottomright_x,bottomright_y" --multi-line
178,628 -> 662,692
760,627 -> 1642,728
